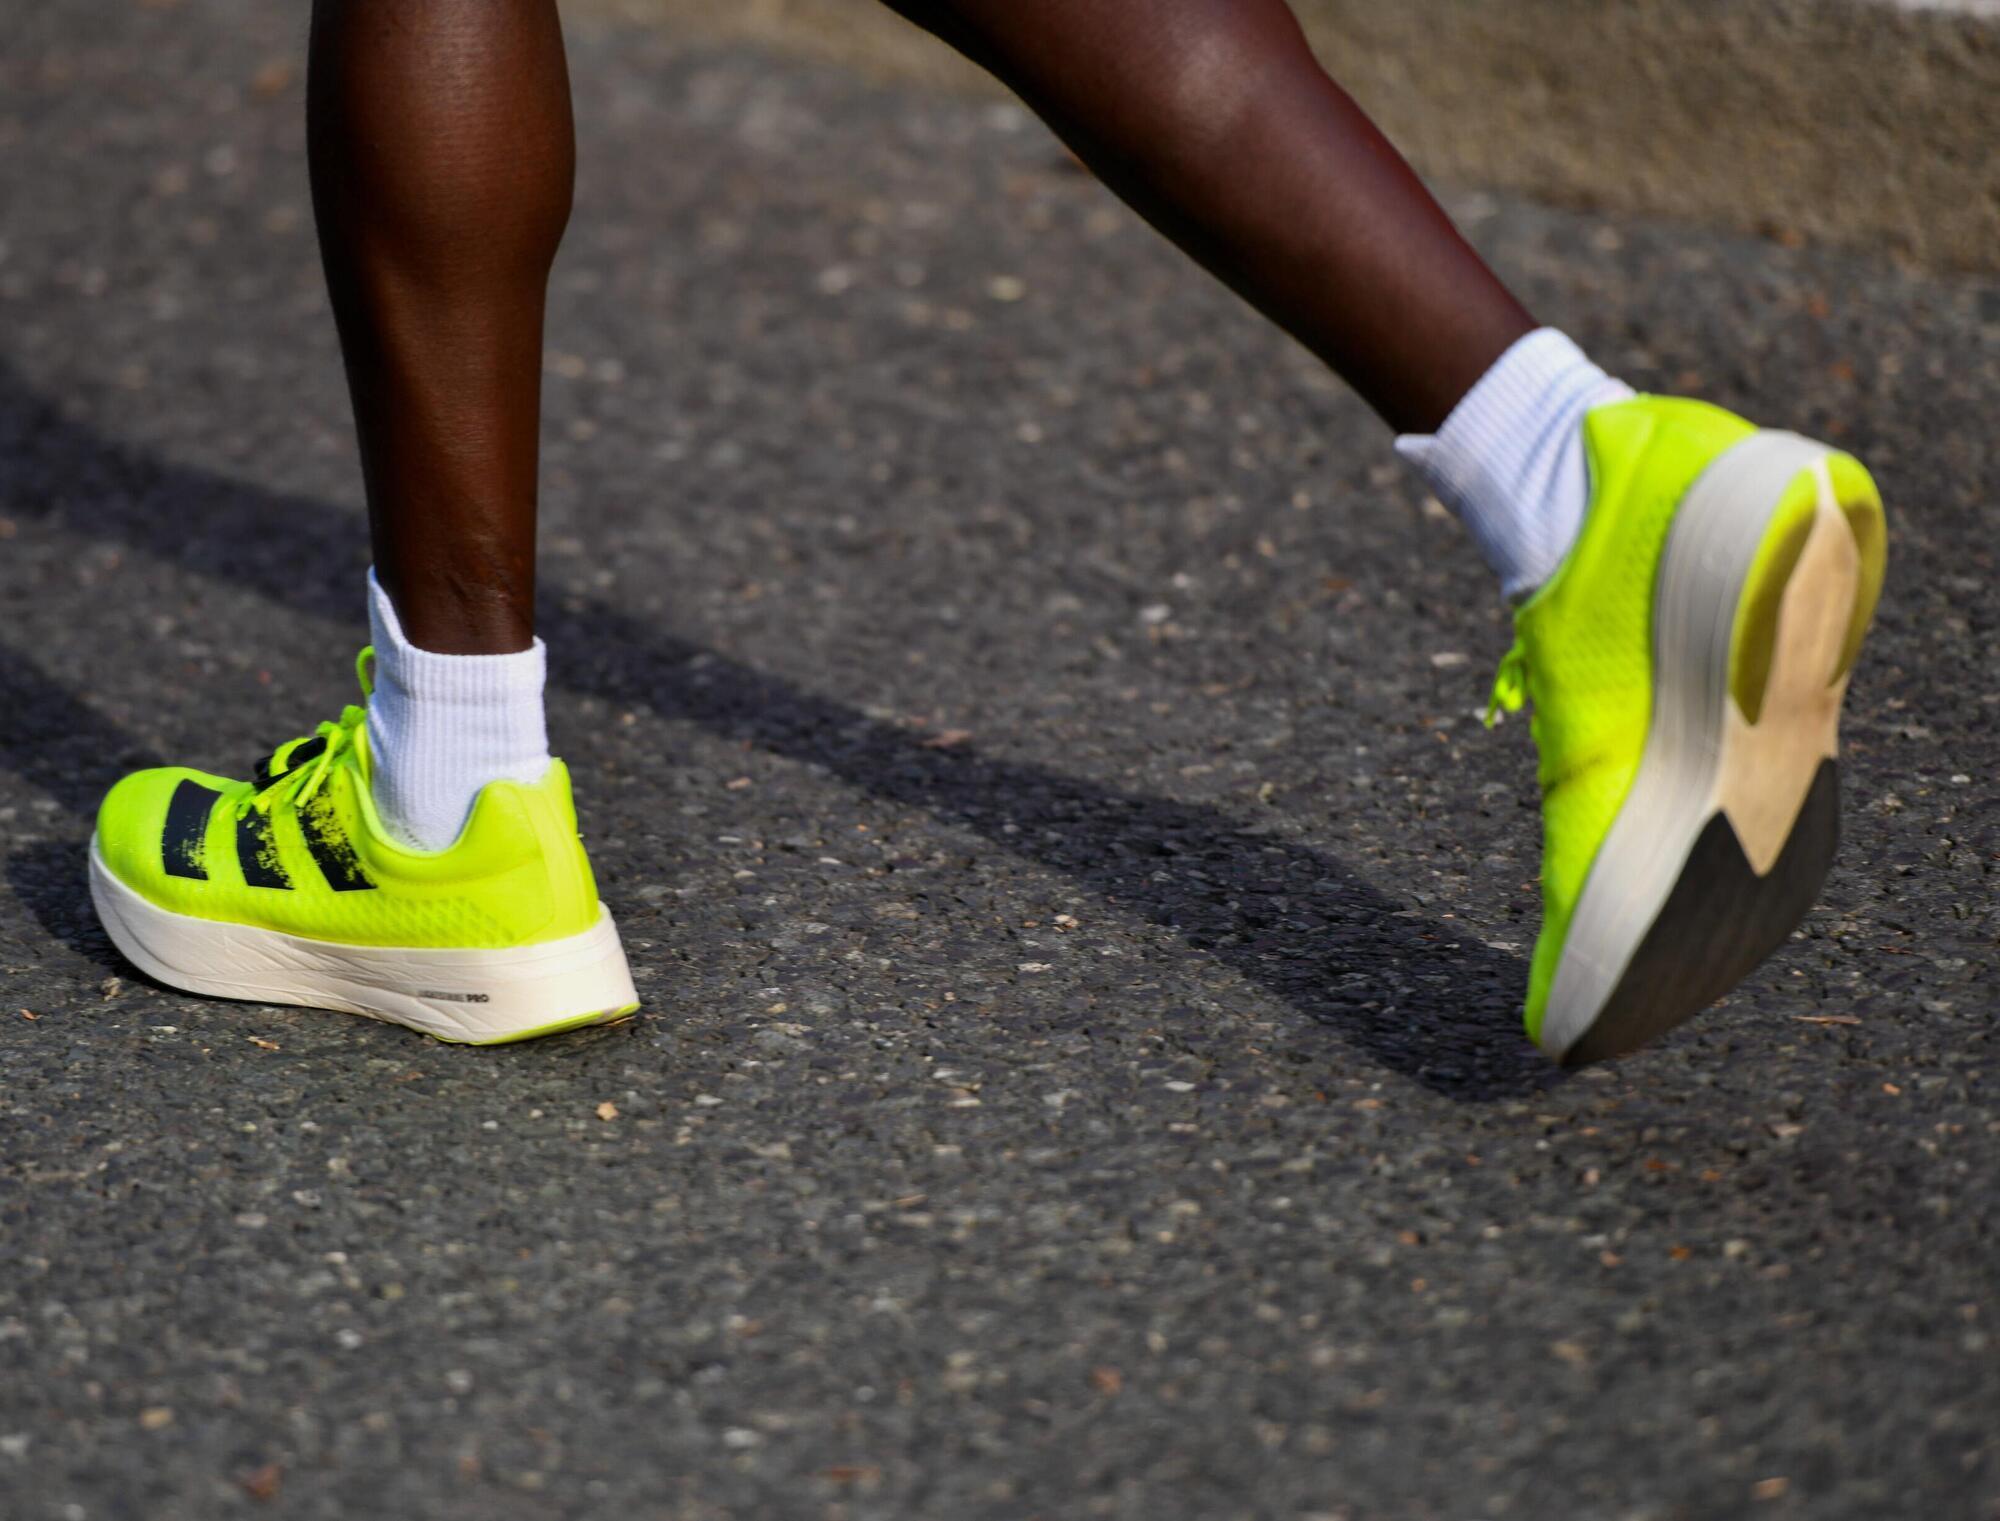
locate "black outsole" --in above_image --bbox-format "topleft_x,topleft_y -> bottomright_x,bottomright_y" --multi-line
1564,760 -> 1841,1066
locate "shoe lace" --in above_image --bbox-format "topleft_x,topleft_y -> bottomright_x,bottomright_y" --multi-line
235,648 -> 376,819
1485,638 -> 1530,729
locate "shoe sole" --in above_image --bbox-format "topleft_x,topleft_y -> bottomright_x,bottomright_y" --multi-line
88,838 -> 640,1045
1539,431 -> 1887,1065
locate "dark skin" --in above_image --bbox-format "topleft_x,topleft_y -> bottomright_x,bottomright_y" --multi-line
881,0 -> 1534,432
307,0 -> 1535,655
308,0 -> 574,654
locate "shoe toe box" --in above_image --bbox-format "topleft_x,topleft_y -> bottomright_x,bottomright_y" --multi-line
95,767 -> 240,892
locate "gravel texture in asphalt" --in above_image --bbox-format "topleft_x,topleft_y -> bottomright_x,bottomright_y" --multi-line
1,4 -> 1995,1519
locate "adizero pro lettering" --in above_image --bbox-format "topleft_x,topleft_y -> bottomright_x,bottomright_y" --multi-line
1492,398 -> 1886,1064
89,652 -> 639,1043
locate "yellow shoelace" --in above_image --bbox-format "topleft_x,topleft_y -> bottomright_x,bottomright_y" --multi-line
236,648 -> 376,819
1485,639 -> 1530,729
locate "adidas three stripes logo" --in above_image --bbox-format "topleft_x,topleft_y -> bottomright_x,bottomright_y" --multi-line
160,778 -> 376,892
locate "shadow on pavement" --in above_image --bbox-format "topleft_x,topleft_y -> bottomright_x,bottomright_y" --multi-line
0,362 -> 1551,1101
0,657 -> 165,984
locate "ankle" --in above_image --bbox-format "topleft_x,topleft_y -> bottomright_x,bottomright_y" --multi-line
1394,329 -> 1633,601
371,561 -> 535,655
364,569 -> 552,852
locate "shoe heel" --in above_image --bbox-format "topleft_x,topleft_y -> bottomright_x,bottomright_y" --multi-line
1730,449 -> 1887,732
1709,444 -> 1882,876
1825,452 -> 1888,685
1542,430 -> 1883,1064
383,910 -> 642,1045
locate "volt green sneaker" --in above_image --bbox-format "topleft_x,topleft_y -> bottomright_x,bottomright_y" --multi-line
1492,397 -> 1887,1064
89,651 -> 639,1043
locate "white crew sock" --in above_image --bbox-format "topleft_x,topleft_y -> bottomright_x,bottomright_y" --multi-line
365,568 -> 552,853
1395,328 -> 1635,601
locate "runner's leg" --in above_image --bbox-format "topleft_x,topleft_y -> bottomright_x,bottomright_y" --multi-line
308,0 -> 573,656
308,0 -> 572,852
878,0 -> 1888,1062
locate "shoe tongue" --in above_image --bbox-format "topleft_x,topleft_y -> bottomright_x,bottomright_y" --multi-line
255,733 -> 328,789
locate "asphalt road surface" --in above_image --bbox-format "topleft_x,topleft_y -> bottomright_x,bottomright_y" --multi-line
1,4 -> 1995,1519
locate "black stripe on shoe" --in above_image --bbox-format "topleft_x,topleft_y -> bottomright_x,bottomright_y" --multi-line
161,780 -> 221,880
297,796 -> 375,892
252,734 -> 327,792
235,809 -> 292,890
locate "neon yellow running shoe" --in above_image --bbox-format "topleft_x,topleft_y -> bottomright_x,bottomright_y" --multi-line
1491,397 -> 1887,1064
88,651 -> 639,1044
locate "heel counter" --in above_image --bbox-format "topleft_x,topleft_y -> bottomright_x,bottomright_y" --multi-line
1579,398 -> 1757,528
524,759 -> 604,937
447,761 -> 603,945
1824,453 -> 1887,686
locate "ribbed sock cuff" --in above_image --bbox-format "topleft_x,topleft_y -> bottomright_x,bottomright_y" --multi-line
365,569 -> 551,852
1395,328 -> 1634,600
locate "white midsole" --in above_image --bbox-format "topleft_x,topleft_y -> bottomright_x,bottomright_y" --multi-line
89,838 -> 639,1043
1539,431 -> 1851,1060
